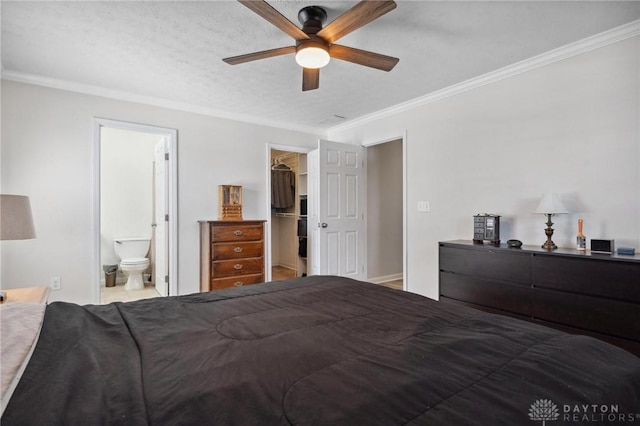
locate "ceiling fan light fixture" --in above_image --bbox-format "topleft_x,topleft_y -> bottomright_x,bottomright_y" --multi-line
295,41 -> 330,69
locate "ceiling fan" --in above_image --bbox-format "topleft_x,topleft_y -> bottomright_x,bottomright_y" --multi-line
222,0 -> 399,91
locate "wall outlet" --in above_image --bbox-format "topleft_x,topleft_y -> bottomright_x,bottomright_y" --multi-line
50,276 -> 61,291
418,201 -> 430,212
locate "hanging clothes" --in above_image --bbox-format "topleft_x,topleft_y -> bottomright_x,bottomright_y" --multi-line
271,169 -> 295,209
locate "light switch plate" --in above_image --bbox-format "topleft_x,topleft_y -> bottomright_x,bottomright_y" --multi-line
418,201 -> 430,212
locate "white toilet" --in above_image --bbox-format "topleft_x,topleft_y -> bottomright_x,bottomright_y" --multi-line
114,237 -> 150,291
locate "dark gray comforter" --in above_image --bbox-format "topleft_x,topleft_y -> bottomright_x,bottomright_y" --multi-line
3,276 -> 640,425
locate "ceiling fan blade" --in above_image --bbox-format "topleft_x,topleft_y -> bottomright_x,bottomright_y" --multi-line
223,46 -> 296,65
302,68 -> 320,91
238,0 -> 310,40
329,45 -> 399,71
317,1 -> 396,44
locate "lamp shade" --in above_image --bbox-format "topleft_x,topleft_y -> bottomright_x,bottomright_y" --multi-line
534,193 -> 569,215
1,195 -> 36,240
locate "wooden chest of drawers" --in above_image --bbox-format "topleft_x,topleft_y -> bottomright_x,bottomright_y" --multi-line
199,220 -> 266,291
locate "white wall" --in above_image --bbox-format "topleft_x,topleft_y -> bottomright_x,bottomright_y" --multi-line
100,127 -> 159,269
329,36 -> 640,300
2,37 -> 638,303
0,81 -> 318,303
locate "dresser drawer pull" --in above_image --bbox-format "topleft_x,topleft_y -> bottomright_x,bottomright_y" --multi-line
234,264 -> 243,270
234,246 -> 243,253
234,230 -> 244,236
234,281 -> 244,287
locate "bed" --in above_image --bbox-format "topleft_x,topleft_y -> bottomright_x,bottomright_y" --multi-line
2,275 -> 640,424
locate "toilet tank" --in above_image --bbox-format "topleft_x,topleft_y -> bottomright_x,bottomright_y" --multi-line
114,237 -> 150,260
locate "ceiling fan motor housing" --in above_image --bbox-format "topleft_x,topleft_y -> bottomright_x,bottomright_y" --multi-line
298,6 -> 327,35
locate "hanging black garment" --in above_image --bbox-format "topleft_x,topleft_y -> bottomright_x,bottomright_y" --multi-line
297,219 -> 307,237
298,237 -> 307,258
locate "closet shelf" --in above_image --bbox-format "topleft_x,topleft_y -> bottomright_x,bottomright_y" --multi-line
274,212 -> 296,218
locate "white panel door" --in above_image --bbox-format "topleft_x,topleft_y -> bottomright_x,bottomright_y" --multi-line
307,140 -> 366,279
154,138 -> 169,296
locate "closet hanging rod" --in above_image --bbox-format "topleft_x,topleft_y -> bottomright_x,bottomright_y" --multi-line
271,163 -> 292,170
272,152 -> 298,163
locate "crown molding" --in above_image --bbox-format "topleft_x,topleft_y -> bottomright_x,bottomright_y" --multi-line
327,20 -> 640,135
0,70 -> 326,137
2,20 -> 637,138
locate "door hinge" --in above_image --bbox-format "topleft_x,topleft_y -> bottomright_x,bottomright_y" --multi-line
165,275 -> 169,283
165,214 -> 169,221
165,153 -> 169,161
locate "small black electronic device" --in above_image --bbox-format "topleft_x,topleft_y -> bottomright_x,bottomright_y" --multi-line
591,239 -> 614,254
507,239 -> 522,248
473,214 -> 501,244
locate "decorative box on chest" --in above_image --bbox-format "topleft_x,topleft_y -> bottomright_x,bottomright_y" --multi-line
218,185 -> 243,220
199,220 -> 266,291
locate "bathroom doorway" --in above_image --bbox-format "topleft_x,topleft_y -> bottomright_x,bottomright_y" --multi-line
94,118 -> 178,304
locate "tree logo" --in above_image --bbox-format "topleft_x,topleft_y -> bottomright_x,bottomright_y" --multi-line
529,399 -> 560,425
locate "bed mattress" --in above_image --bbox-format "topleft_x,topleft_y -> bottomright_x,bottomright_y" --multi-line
3,276 -> 640,424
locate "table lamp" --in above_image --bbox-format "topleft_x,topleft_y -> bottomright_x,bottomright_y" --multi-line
1,194 -> 36,240
534,193 -> 568,250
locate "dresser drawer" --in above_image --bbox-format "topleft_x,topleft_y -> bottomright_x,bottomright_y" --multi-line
440,246 -> 531,284
440,272 -> 531,316
211,273 -> 264,290
213,257 -> 264,278
212,242 -> 263,261
212,224 -> 263,242
533,289 -> 640,341
532,255 -> 640,302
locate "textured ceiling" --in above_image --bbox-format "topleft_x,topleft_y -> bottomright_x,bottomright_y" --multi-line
1,1 -> 639,132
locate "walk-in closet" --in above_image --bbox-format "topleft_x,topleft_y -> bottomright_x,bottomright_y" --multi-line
270,149 -> 307,280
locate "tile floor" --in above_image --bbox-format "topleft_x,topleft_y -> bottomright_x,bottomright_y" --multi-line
101,283 -> 161,304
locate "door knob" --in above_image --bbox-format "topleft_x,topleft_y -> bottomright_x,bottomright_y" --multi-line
320,223 -> 328,228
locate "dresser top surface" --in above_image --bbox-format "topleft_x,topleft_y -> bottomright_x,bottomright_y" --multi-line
440,240 -> 640,264
198,220 -> 266,225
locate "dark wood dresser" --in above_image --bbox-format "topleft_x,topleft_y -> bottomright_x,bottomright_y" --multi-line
439,240 -> 640,356
200,220 -> 266,291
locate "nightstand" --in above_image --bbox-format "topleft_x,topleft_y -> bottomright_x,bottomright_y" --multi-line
0,286 -> 50,304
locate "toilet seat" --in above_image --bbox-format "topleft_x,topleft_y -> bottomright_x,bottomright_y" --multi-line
121,258 -> 149,267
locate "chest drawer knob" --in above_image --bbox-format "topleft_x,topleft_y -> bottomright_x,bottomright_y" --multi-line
234,230 -> 244,236
234,281 -> 244,287
234,246 -> 243,253
234,264 -> 243,270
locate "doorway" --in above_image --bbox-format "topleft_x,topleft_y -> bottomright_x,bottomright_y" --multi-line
265,144 -> 311,282
266,137 -> 406,290
365,138 -> 405,290
93,118 -> 178,304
